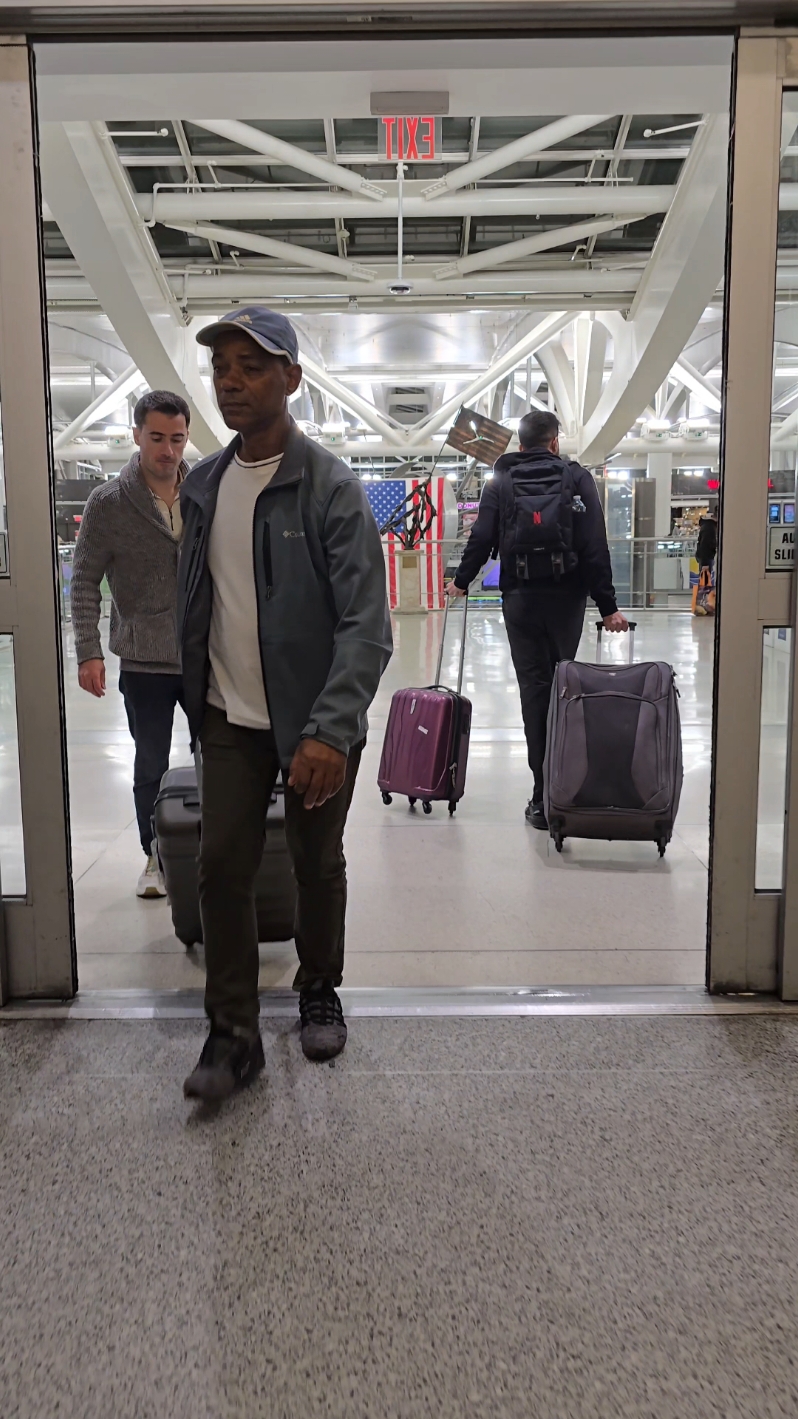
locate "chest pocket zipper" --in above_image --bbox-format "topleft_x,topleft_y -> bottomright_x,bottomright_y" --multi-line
262,520 -> 274,599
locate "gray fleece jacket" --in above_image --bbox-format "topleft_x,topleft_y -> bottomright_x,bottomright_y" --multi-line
178,421 -> 393,765
71,453 -> 187,673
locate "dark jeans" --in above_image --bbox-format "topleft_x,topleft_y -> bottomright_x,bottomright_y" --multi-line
198,704 -> 362,1036
119,670 -> 185,856
502,587 -> 587,800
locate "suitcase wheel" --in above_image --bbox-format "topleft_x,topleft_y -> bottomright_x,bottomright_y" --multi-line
422,801 -> 432,815
408,797 -> 417,808
657,839 -> 667,858
448,801 -> 457,816
554,833 -> 564,853
381,792 -> 392,806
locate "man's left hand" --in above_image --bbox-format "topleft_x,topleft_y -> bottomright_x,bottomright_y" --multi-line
603,611 -> 629,633
288,739 -> 347,809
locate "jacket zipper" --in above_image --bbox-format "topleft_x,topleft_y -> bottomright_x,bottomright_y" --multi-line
261,519 -> 274,600
253,509 -> 275,732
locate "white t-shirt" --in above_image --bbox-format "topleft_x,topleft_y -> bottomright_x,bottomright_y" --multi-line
206,452 -> 283,729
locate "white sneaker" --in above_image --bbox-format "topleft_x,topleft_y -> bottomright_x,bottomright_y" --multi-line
136,855 -> 166,899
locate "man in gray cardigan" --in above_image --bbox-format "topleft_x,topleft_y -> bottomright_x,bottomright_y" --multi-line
72,390 -> 190,898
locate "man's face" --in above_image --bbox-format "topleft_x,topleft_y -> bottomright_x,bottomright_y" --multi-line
134,411 -> 188,480
210,331 -> 302,431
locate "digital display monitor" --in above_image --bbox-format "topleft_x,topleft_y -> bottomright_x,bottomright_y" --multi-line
769,502 -> 782,523
785,502 -> 795,525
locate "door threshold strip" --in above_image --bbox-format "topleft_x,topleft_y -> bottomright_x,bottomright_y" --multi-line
2,985 -> 798,1020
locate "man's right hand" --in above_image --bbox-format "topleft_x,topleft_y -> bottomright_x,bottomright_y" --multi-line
78,659 -> 106,697
445,582 -> 467,598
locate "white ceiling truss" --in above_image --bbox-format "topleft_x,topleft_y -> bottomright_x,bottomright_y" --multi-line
36,61 -> 795,469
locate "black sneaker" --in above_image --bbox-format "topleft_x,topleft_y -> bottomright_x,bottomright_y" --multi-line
299,985 -> 348,1062
183,1029 -> 265,1102
525,799 -> 548,830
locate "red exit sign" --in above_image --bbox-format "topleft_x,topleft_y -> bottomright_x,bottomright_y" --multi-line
379,116 -> 441,162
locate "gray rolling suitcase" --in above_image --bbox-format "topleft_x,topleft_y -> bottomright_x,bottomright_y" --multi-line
544,621 -> 683,857
153,767 -> 296,948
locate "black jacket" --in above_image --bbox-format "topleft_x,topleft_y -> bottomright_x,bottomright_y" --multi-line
177,421 -> 392,765
696,517 -> 717,567
453,448 -> 618,618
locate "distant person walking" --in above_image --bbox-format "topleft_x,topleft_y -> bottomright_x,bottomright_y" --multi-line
72,390 -> 190,897
448,410 -> 627,827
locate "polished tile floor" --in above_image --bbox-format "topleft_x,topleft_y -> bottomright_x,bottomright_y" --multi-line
55,607 -> 723,992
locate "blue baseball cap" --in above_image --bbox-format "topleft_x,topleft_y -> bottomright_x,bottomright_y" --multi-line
196,306 -> 299,364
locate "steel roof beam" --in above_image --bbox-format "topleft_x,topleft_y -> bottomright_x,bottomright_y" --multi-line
421,115 -> 614,200
190,118 -> 385,202
120,183 -> 675,226
433,215 -> 650,280
163,220 -> 378,282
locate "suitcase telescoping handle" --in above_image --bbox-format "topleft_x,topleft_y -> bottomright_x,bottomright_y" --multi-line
595,619 -> 637,666
436,591 -> 469,693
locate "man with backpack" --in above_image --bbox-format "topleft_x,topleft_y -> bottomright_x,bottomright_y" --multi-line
447,410 -> 627,828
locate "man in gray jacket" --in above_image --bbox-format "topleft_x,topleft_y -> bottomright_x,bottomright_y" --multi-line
72,390 -> 190,898
179,307 -> 392,1101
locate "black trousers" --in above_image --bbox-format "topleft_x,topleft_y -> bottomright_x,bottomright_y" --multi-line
502,587 -> 587,800
198,705 -> 362,1036
119,670 -> 185,856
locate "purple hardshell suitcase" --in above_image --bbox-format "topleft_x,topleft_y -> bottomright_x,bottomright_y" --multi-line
544,621 -> 683,857
378,595 -> 472,816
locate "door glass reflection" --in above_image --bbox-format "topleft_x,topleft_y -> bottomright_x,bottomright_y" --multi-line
756,626 -> 792,889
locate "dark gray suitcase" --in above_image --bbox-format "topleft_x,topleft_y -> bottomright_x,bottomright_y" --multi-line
544,621 -> 683,856
153,767 -> 296,947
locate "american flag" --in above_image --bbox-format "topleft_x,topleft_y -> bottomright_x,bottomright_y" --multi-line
364,478 -> 448,610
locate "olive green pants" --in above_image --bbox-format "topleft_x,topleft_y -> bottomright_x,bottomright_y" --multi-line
198,705 -> 362,1035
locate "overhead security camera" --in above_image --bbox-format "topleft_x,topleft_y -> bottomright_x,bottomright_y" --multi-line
388,280 -> 414,296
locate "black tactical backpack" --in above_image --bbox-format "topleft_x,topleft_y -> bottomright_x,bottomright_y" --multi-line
498,456 -> 583,581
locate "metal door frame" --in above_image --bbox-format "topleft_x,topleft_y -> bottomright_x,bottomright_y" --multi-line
0,37 -> 74,999
708,33 -> 798,995
0,20 -> 795,999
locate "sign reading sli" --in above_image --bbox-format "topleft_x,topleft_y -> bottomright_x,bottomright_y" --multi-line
379,116 -> 442,162
767,524 -> 794,569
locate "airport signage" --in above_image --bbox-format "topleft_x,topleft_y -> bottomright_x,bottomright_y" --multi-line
767,525 -> 794,569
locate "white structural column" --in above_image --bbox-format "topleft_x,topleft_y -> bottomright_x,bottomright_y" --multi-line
53,364 -> 141,450
298,354 -> 406,446
537,340 -> 577,435
191,118 -> 385,202
583,318 -> 608,423
421,115 -> 613,199
406,311 -> 572,444
671,355 -> 723,412
163,220 -> 378,282
647,448 -> 673,537
40,122 -> 227,454
578,114 -> 729,465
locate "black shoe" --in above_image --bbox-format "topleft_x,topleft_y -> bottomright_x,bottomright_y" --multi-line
299,985 -> 348,1062
183,1029 -> 265,1102
525,799 -> 548,830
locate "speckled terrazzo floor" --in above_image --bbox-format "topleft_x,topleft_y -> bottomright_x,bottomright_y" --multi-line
2,1015 -> 798,1419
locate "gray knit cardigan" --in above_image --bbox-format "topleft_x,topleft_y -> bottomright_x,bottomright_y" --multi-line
71,453 -> 187,673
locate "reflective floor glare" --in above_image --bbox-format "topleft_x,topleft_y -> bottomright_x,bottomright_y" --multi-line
63,609 -> 713,991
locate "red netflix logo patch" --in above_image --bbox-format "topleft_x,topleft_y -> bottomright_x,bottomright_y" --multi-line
533,511 -> 542,525
379,116 -> 440,162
